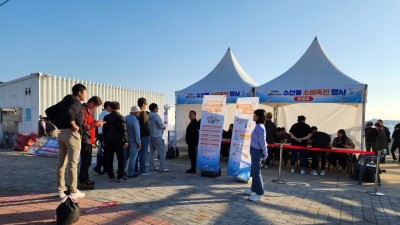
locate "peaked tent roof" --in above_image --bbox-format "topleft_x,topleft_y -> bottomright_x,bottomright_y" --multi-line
258,37 -> 365,88
177,48 -> 258,93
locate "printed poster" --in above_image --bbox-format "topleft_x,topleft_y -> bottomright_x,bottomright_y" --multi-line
196,95 -> 226,172
256,85 -> 364,103
227,97 -> 259,181
27,136 -> 59,157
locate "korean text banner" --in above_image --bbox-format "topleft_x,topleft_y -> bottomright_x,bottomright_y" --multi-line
196,95 -> 227,172
256,86 -> 364,103
27,136 -> 59,157
227,97 -> 259,181
176,89 -> 252,104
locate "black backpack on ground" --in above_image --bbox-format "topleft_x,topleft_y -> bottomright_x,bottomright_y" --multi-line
56,187 -> 80,225
166,145 -> 179,159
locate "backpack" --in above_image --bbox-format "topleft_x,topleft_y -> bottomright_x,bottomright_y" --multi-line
166,146 -> 179,159
56,195 -> 80,225
45,101 -> 66,127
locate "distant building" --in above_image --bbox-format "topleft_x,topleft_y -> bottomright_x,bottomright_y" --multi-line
0,72 -> 165,146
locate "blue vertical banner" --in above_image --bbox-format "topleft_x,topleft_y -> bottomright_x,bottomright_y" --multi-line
196,95 -> 226,172
227,97 -> 259,181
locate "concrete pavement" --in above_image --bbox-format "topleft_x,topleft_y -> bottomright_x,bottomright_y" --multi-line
0,147 -> 399,225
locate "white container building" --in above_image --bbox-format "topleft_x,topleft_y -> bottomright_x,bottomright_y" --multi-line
0,72 -> 165,146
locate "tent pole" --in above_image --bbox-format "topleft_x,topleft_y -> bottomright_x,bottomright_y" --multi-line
361,85 -> 368,150
251,87 -> 255,97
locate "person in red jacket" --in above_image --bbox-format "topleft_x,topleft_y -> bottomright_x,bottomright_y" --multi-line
78,96 -> 104,190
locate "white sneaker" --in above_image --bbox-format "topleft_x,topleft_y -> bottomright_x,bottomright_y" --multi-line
290,168 -> 295,173
69,189 -> 85,199
249,193 -> 262,202
141,172 -> 151,176
320,170 -> 326,176
243,189 -> 253,196
57,190 -> 66,198
310,170 -> 318,176
301,169 -> 306,175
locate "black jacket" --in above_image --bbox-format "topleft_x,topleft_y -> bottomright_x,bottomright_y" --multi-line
186,119 -> 199,146
103,111 -> 128,143
55,95 -> 83,131
265,120 -> 277,144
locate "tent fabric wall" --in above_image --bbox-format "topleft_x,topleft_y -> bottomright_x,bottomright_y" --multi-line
276,103 -> 363,148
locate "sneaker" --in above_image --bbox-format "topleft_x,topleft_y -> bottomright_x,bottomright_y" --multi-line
141,172 -> 151,176
159,168 -> 170,172
149,168 -> 158,171
290,168 -> 295,173
264,165 -> 269,169
301,169 -> 306,175
249,193 -> 262,202
70,189 -> 85,199
128,174 -> 138,178
243,189 -> 253,196
320,170 -> 326,176
186,169 -> 196,173
109,177 -> 115,181
310,170 -> 318,176
116,177 -> 127,182
57,190 -> 66,198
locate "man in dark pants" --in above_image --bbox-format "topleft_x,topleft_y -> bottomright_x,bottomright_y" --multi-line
186,110 -> 199,173
309,126 -> 331,176
78,96 -> 103,190
93,101 -> 112,175
264,112 -> 277,168
365,121 -> 378,153
378,119 -> 391,162
289,115 -> 312,174
103,101 -> 128,182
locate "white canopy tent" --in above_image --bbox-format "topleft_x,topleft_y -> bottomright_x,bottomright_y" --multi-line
175,48 -> 264,140
256,37 -> 367,148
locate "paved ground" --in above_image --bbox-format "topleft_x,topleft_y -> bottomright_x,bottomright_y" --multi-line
0,146 -> 399,225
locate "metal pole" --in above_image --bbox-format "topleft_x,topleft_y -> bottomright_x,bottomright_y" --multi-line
273,143 -> 286,184
367,150 -> 384,196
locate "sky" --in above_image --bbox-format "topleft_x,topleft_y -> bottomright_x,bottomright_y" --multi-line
0,0 -> 399,120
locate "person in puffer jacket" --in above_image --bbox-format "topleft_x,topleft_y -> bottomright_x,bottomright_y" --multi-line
148,103 -> 169,172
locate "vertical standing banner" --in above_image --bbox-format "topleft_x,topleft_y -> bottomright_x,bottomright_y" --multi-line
227,97 -> 259,181
196,95 -> 227,173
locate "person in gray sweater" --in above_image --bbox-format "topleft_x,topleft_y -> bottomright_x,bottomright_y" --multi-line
148,103 -> 169,172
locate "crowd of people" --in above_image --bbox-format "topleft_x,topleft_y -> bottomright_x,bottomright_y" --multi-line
48,84 -> 399,202
47,84 -> 169,199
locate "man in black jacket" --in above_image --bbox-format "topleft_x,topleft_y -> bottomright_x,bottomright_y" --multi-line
103,101 -> 128,182
186,111 -> 199,173
264,112 -> 277,168
55,83 -> 86,199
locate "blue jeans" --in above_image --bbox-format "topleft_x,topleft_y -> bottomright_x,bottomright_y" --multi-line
125,140 -> 139,176
250,146 -> 264,195
135,135 -> 150,173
